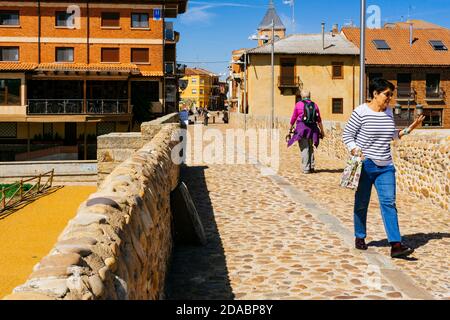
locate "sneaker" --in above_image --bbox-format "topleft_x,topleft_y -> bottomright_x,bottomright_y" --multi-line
355,238 -> 368,250
303,170 -> 311,174
391,243 -> 414,258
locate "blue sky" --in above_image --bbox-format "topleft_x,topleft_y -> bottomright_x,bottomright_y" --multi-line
172,0 -> 450,78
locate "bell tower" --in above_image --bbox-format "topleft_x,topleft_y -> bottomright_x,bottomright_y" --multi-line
257,0 -> 286,46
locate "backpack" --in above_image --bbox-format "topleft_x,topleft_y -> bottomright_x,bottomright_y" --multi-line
302,100 -> 318,124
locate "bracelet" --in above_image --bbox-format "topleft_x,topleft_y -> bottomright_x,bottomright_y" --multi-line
402,128 -> 411,136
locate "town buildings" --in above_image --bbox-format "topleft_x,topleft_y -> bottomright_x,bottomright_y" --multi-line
342,21 -> 450,128
229,2 -> 361,122
0,0 -> 187,161
180,67 -> 226,110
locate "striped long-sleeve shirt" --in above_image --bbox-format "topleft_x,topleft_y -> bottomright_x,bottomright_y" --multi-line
343,104 -> 400,166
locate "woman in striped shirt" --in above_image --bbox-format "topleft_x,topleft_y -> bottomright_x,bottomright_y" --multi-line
343,78 -> 425,258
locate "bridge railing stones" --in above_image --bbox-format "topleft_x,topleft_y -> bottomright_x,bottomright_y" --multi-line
3,115 -> 183,300
230,112 -> 449,211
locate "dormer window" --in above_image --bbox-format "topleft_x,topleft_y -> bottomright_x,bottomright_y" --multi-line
373,40 -> 391,50
429,40 -> 447,51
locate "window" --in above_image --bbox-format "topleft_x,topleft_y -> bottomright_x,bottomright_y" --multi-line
332,98 -> 343,114
373,40 -> 391,50
56,47 -> 74,62
165,62 -> 174,74
426,74 -> 440,96
192,89 -> 197,94
191,78 -> 197,84
397,74 -> 412,99
422,109 -> 442,127
0,47 -> 19,61
200,79 -> 205,84
101,12 -> 120,27
0,79 -> 21,105
0,11 -> 19,26
429,40 -> 447,51
165,22 -> 174,40
280,58 -> 296,85
200,89 -> 204,94
55,11 -> 74,27
101,48 -> 119,62
332,62 -> 344,79
0,123 -> 17,138
131,13 -> 149,28
131,48 -> 149,63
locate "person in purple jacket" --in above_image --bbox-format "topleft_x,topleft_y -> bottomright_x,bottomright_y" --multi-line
286,90 -> 325,174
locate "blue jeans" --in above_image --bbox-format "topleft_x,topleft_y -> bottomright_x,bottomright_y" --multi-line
354,159 -> 402,243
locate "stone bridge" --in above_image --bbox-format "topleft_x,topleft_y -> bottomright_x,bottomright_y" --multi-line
3,112 -> 449,300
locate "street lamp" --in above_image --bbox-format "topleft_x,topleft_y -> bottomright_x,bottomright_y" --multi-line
416,104 -> 424,116
360,0 -> 366,105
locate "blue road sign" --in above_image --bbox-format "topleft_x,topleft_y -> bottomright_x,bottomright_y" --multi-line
154,8 -> 161,21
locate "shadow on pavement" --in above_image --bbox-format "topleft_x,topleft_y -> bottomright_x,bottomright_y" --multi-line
164,165 -> 235,300
368,232 -> 450,250
313,169 -> 344,174
0,186 -> 64,220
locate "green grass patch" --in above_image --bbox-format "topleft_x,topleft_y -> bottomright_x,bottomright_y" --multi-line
0,183 -> 34,198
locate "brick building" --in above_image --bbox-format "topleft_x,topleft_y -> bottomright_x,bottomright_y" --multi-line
0,0 -> 187,161
342,22 -> 450,128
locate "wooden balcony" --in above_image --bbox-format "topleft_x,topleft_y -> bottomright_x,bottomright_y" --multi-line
278,76 -> 301,88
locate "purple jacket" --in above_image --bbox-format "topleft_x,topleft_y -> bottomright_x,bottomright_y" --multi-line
287,100 -> 322,148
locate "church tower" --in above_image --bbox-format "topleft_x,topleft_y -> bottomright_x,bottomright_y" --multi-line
257,0 -> 286,46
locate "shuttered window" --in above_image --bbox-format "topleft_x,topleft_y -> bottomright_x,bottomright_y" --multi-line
101,12 -> 120,27
332,98 -> 344,114
332,62 -> 344,79
131,48 -> 149,63
101,48 -> 119,62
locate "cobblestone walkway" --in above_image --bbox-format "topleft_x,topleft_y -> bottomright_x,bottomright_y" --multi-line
165,122 -> 449,300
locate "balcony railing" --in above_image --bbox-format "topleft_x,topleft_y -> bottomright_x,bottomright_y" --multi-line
278,76 -> 301,88
28,99 -> 83,114
425,87 -> 445,101
87,99 -> 128,114
27,99 -> 129,115
396,85 -> 416,101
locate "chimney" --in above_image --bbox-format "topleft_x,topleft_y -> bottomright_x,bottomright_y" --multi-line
322,22 -> 325,50
409,22 -> 413,47
332,24 -> 339,36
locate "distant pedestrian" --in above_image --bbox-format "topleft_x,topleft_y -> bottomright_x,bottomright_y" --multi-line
286,90 -> 325,174
203,107 -> 210,126
179,103 -> 189,127
343,78 -> 425,258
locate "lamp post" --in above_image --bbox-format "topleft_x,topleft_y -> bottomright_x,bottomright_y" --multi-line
360,0 -> 366,105
416,104 -> 423,116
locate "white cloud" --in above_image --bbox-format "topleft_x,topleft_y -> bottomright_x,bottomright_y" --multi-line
180,1 -> 263,25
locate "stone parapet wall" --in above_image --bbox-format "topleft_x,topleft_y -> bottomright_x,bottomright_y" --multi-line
97,113 -> 179,185
4,123 -> 182,300
230,112 -> 449,210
